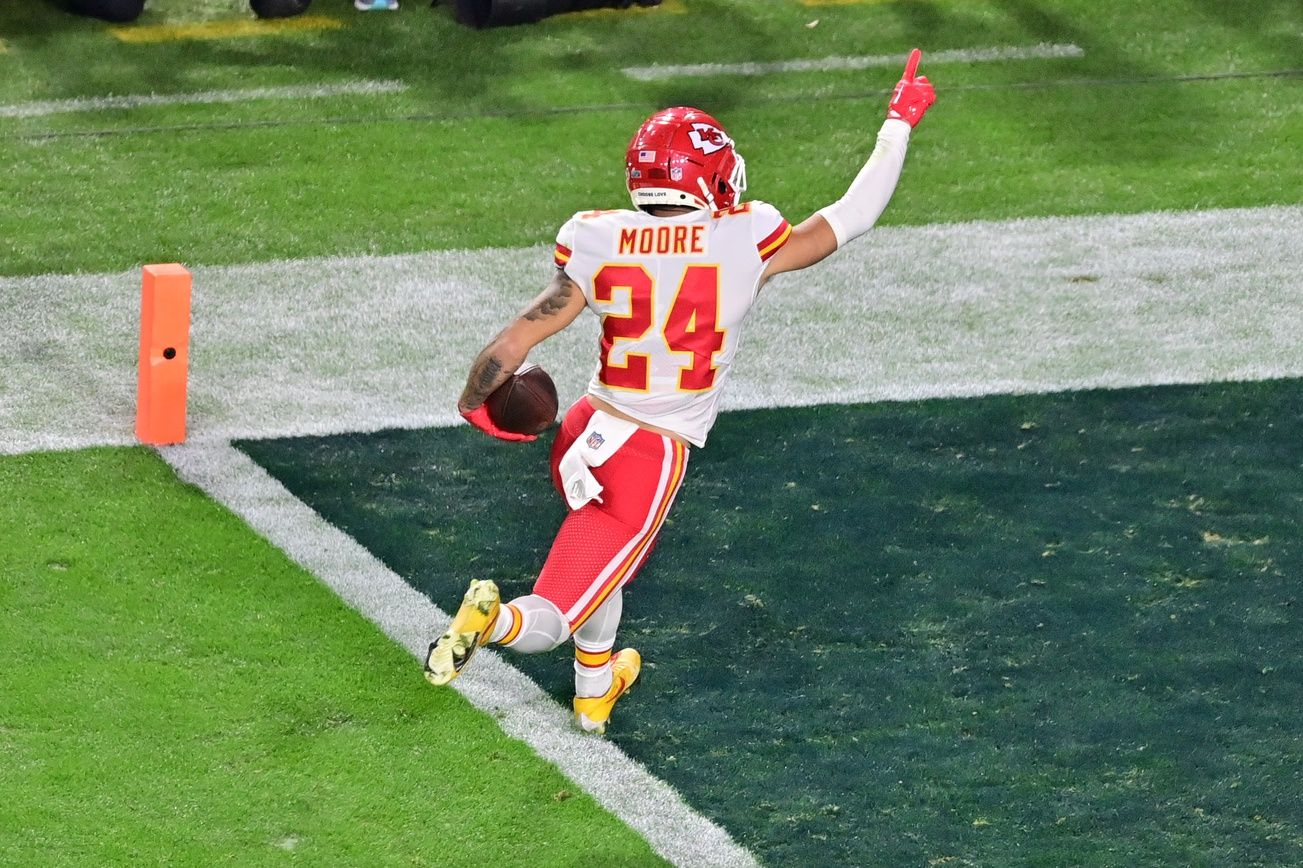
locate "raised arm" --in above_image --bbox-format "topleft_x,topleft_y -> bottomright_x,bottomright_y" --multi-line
458,268 -> 587,441
761,48 -> 936,284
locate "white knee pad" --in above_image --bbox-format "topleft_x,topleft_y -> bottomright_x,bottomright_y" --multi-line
502,594 -> 571,653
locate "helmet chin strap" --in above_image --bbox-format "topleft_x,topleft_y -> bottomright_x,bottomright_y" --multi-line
696,177 -> 718,211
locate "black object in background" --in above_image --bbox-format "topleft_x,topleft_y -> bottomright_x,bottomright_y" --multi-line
453,0 -> 660,28
64,0 -> 313,22
250,0 -> 313,17
66,0 -> 145,22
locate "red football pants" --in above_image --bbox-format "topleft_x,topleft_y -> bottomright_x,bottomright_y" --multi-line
533,398 -> 689,629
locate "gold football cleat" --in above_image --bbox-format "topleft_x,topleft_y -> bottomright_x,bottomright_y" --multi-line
424,579 -> 500,686
573,648 -> 641,735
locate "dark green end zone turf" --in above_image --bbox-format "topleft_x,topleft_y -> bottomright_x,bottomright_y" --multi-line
0,448 -> 662,866
241,380 -> 1303,867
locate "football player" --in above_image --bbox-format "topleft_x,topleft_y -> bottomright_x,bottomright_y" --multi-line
426,50 -> 936,734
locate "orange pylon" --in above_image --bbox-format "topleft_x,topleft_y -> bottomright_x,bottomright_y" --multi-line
135,263 -> 191,445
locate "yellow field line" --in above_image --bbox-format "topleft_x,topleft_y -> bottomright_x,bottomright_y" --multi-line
558,0 -> 686,21
800,0 -> 894,6
110,15 -> 341,44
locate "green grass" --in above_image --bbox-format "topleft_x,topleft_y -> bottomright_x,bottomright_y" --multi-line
241,380 -> 1303,867
0,447 -> 664,866
1,0 -> 1300,274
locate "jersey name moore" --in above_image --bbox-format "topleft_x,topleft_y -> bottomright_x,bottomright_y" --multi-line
617,225 -> 707,257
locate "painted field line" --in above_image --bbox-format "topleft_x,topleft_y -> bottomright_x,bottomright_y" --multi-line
0,80 -> 406,120
623,42 -> 1084,81
3,205 -> 1301,456
160,440 -> 757,868
109,14 -> 340,44
12,68 -> 1297,141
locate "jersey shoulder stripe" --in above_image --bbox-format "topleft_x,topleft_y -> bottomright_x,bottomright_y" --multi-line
712,202 -> 753,219
554,242 -> 573,267
757,220 -> 792,262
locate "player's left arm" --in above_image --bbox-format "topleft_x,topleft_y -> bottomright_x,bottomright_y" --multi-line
760,48 -> 935,285
457,268 -> 586,415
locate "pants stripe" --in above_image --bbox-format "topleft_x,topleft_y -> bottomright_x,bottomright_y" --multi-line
567,438 -> 687,627
560,438 -> 677,622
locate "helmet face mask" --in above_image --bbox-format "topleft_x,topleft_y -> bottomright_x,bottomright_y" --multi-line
626,107 -> 748,212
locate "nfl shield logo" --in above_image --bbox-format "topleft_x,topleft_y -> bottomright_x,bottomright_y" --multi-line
670,166 -> 683,181
586,431 -> 605,450
638,149 -> 656,163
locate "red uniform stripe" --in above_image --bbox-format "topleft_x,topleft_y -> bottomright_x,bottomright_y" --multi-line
757,221 -> 792,262
554,243 -> 572,268
499,603 -> 523,645
575,646 -> 613,667
571,440 -> 687,628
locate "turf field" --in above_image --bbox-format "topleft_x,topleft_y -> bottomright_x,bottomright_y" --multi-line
0,448 -> 660,865
241,379 -> 1303,866
2,0 -> 1301,864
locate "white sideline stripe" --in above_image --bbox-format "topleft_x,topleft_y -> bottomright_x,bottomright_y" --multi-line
159,441 -> 757,868
2,205 -> 1302,456
622,42 -> 1084,81
0,80 -> 406,119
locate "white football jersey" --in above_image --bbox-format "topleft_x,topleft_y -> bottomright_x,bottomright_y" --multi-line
554,202 -> 791,447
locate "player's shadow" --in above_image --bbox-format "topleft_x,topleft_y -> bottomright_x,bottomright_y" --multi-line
4,0 -> 117,38
6,0 -> 528,117
1185,0 -> 1303,65
955,0 -> 1208,165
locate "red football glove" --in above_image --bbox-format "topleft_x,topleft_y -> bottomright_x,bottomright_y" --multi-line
460,404 -> 537,443
887,48 -> 935,128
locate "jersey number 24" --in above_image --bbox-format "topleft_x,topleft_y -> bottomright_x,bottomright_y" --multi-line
594,264 -> 725,393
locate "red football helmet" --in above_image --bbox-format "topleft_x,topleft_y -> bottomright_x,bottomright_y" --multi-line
625,106 -> 747,212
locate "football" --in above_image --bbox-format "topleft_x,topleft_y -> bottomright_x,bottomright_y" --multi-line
485,364 -> 559,435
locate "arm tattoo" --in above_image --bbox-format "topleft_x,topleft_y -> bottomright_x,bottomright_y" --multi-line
460,272 -> 576,410
522,273 -> 577,321
461,349 -> 510,409
462,353 -> 509,409
472,355 -> 503,395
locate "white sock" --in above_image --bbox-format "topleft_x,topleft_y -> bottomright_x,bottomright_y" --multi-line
574,658 -> 614,698
488,602 -> 515,644
573,590 -> 622,698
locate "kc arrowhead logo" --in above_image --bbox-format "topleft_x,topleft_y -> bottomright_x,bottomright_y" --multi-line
688,123 -> 728,155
